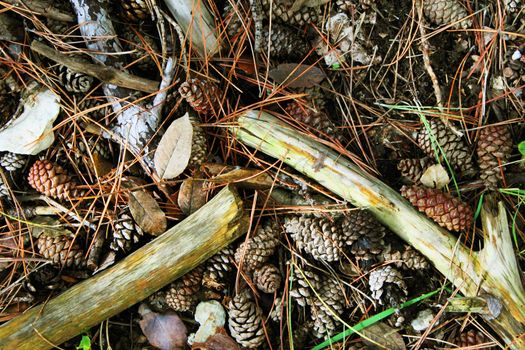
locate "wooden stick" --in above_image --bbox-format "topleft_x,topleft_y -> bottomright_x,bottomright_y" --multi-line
2,0 -> 76,22
30,41 -> 159,93
0,186 -> 246,350
230,110 -> 525,349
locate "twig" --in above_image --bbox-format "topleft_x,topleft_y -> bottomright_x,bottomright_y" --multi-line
2,0 -> 75,22
30,41 -> 159,93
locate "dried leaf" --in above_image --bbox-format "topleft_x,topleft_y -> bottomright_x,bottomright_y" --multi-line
192,331 -> 240,350
0,83 -> 60,155
361,322 -> 406,350
30,216 -> 73,239
129,190 -> 167,236
178,176 -> 208,215
268,64 -> 326,88
290,0 -> 330,12
139,303 -> 187,350
91,153 -> 113,177
154,112 -> 193,180
420,163 -> 450,189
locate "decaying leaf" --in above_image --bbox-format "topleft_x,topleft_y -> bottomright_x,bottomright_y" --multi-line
0,83 -> 60,154
30,216 -> 73,239
129,190 -> 167,236
420,163 -> 450,189
178,176 -> 208,215
139,303 -> 187,350
361,322 -> 406,350
268,64 -> 326,88
154,113 -> 193,180
192,331 -> 240,350
203,163 -> 275,189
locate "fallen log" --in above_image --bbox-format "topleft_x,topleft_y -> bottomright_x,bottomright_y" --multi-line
231,110 -> 525,349
0,186 -> 247,350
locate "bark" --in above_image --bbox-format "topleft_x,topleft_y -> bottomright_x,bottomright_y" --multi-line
0,186 -> 247,350
3,0 -> 75,22
230,110 -> 525,349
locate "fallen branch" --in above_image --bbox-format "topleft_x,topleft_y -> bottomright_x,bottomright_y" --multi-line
2,0 -> 75,22
0,186 -> 246,350
31,41 -> 160,93
230,110 -> 525,349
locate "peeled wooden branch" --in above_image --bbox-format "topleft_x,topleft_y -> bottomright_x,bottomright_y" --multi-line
31,41 -> 159,93
0,186 -> 246,350
230,110 -> 525,349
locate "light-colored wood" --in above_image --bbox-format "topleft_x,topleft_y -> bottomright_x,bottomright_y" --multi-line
231,110 -> 525,348
0,186 -> 246,350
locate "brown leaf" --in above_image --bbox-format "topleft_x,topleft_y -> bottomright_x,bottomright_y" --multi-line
178,176 -> 208,215
91,153 -> 113,177
139,303 -> 187,350
203,164 -> 275,189
154,113 -> 193,180
129,190 -> 167,236
361,322 -> 406,350
268,64 -> 326,88
192,328 -> 240,350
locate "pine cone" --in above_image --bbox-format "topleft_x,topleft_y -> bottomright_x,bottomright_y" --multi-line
0,93 -> 18,128
310,275 -> 346,339
179,78 -> 220,116
56,65 -> 94,93
285,102 -> 340,141
253,263 -> 282,293
259,24 -> 310,59
284,214 -> 345,262
165,266 -> 203,312
311,303 -> 338,339
289,264 -> 322,307
110,207 -> 143,251
477,125 -> 513,189
120,27 -> 159,72
0,176 -> 9,198
235,220 -> 281,271
188,115 -> 208,167
261,0 -> 320,26
228,291 -> 265,348
37,235 -> 86,268
28,160 -> 80,200
417,120 -> 474,174
0,152 -> 26,172
203,247 -> 234,290
382,244 -> 430,270
120,0 -> 149,22
398,158 -> 433,183
77,97 -> 108,120
294,85 -> 328,111
506,0 -> 521,12
455,329 -> 494,349
369,265 -> 408,307
400,185 -> 473,232
68,137 -> 112,160
270,296 -> 284,322
423,0 -> 472,29
222,1 -> 250,38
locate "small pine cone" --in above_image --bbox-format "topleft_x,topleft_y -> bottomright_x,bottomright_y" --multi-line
310,275 -> 347,339
188,115 -> 208,167
203,247 -> 234,290
398,158 -> 433,183
335,0 -> 353,12
56,65 -> 94,93
110,207 -> 143,251
369,265 -> 408,307
0,152 -> 26,172
259,24 -> 310,59
284,214 -> 344,262
400,185 -> 473,232
455,329 -> 494,349
289,264 -> 322,307
423,0 -> 472,29
506,0 -> 521,13
166,266 -> 203,312
261,0 -> 320,26
28,160 -> 80,200
311,304 -> 338,339
228,291 -> 265,348
120,27 -> 159,72
477,125 -> 513,189
417,119 -> 474,174
77,97 -> 108,120
270,296 -> 284,322
179,78 -> 220,116
235,220 -> 281,271
294,85 -> 328,111
120,0 -> 149,22
68,137 -> 111,160
253,263 -> 282,293
0,93 -> 19,128
285,102 -> 340,141
0,176 -> 9,198
37,235 -> 86,268
222,1 -> 249,38
401,246 -> 430,270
